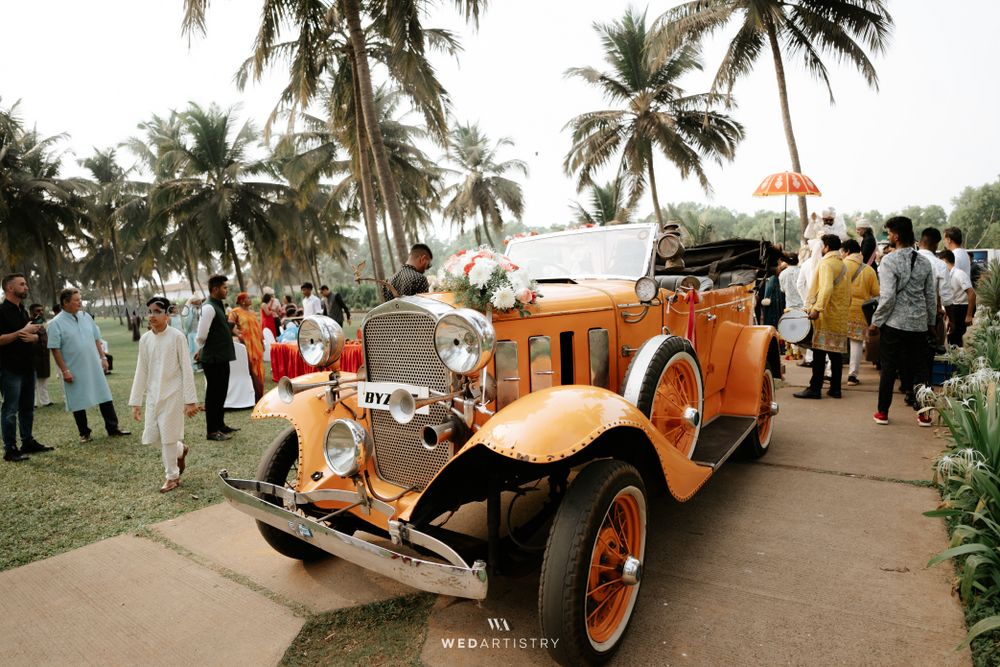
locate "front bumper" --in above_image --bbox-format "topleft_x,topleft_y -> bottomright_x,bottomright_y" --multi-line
217,472 -> 488,599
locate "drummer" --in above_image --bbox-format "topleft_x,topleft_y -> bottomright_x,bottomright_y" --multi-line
794,234 -> 851,400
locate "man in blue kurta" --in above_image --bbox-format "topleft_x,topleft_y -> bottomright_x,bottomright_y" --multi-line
48,288 -> 130,442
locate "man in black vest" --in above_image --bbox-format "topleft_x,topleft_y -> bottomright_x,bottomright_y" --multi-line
194,275 -> 238,441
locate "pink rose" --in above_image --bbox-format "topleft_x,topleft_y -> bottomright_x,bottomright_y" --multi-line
516,288 -> 534,304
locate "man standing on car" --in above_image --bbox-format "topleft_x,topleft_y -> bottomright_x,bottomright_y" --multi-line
0,274 -> 54,461
383,244 -> 433,300
195,275 -> 237,441
869,217 -> 937,426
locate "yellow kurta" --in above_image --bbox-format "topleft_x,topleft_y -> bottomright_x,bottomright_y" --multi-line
844,253 -> 880,341
807,251 -> 851,353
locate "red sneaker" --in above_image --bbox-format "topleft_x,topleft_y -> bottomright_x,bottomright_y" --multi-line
873,412 -> 889,425
917,412 -> 933,427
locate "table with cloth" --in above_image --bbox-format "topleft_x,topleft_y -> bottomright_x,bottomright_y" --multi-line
270,340 -> 362,381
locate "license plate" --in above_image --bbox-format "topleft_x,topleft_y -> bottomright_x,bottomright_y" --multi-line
357,381 -> 430,415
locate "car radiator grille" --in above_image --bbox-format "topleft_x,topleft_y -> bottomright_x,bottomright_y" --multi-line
363,310 -> 451,489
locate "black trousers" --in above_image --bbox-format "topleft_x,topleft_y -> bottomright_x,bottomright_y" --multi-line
878,326 -> 929,415
202,361 -> 230,435
809,349 -> 843,393
946,304 -> 969,347
73,401 -> 120,436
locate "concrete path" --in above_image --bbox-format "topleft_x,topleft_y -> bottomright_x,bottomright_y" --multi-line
0,362 -> 971,666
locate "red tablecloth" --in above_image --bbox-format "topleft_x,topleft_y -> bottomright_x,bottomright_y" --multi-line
270,341 -> 363,381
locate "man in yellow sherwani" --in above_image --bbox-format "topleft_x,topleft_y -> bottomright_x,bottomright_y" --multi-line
795,234 -> 851,399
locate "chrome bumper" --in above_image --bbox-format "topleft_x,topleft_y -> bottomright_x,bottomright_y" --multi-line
217,472 -> 488,599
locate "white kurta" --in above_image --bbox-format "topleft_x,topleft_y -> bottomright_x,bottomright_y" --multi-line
129,327 -> 198,445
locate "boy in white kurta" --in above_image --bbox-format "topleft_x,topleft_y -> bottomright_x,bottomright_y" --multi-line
129,297 -> 201,493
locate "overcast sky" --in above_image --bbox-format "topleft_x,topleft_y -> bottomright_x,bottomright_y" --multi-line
3,0 -> 999,233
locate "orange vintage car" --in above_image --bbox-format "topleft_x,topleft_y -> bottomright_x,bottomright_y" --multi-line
218,223 -> 781,665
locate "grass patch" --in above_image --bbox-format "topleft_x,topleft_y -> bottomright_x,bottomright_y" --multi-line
280,593 -> 435,667
0,318 -> 286,570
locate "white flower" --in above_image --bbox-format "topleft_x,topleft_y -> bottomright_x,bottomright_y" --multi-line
509,268 -> 531,291
468,257 -> 498,288
490,286 -> 516,310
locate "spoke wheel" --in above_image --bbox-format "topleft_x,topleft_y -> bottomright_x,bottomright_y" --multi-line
623,335 -> 704,458
739,369 -> 775,459
255,427 -> 329,561
539,460 -> 647,666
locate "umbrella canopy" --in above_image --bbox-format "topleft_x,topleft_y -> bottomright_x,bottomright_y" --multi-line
752,171 -> 822,197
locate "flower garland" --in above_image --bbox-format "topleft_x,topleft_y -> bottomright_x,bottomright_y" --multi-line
437,247 -> 540,316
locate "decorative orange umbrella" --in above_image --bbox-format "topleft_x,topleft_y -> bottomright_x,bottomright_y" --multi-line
752,171 -> 822,246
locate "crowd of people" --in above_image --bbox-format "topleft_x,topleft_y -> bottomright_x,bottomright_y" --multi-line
770,209 -> 976,428
0,245 -> 437,491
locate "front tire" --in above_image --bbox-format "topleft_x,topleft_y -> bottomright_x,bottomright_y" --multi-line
539,460 -> 647,666
255,427 -> 328,561
622,335 -> 704,458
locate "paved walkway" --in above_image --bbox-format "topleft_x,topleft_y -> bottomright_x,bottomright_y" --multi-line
0,362 -> 971,666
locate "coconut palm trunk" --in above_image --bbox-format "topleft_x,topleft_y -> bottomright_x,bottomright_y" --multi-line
647,159 -> 665,227
344,0 -> 410,265
225,231 -> 246,291
766,21 -> 808,234
350,49 -> 387,283
478,206 -> 497,249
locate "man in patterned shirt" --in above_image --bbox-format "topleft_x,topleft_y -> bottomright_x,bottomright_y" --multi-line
869,216 -> 937,426
383,244 -> 433,300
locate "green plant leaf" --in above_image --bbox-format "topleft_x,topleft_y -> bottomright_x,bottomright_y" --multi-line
956,614 -> 1000,650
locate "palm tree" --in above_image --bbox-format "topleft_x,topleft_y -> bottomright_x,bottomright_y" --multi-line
571,176 -> 634,226
150,103 -> 291,291
0,99 -> 79,303
564,8 -> 744,227
656,0 -> 893,233
442,122 -> 527,249
181,0 -> 483,266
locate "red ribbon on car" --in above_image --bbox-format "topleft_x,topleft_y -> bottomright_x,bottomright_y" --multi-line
684,289 -> 700,349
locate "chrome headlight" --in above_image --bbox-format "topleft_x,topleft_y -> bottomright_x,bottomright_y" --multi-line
323,419 -> 369,477
298,315 -> 345,367
434,309 -> 496,375
634,276 -> 658,302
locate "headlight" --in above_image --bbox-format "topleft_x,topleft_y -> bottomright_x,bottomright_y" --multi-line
324,419 -> 369,477
434,308 -> 496,375
634,276 -> 658,302
298,316 -> 345,367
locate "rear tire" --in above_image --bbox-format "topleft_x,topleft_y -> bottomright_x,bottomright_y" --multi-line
539,460 -> 647,666
739,368 -> 775,459
255,427 -> 328,561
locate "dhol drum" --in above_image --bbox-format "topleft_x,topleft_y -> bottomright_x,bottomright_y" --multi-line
777,308 -> 813,345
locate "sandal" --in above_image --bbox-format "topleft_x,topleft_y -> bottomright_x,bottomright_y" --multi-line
177,444 -> 189,475
160,478 -> 181,493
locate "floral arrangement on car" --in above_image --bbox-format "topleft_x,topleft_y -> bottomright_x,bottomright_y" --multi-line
438,247 -> 540,316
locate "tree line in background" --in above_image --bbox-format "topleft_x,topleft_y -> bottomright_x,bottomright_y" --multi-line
4,1 -> 998,312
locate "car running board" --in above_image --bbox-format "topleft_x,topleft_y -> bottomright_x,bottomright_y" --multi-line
691,415 -> 757,470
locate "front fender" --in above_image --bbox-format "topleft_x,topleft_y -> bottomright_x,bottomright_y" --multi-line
720,325 -> 779,415
253,371 -> 361,492
402,386 -> 713,522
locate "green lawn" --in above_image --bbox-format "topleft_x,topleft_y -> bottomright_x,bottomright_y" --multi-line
0,318 -> 286,571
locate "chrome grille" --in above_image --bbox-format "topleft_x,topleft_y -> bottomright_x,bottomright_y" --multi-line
363,309 -> 451,489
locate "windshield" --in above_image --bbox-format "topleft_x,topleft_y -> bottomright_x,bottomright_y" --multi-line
506,225 -> 655,280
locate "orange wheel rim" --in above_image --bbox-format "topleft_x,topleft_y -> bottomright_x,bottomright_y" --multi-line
757,373 -> 773,444
586,492 -> 643,645
649,358 -> 699,455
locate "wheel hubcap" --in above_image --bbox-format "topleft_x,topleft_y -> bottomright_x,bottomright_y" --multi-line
650,358 -> 700,455
587,492 -> 644,644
